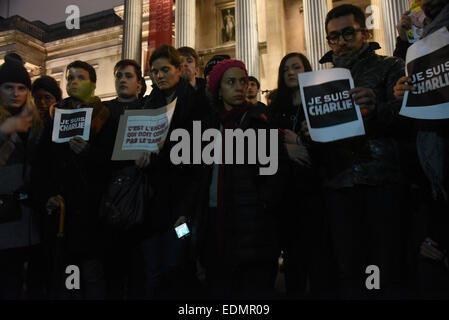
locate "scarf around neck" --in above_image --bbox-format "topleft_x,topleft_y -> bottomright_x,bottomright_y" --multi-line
217,102 -> 250,129
332,42 -> 370,69
422,3 -> 449,38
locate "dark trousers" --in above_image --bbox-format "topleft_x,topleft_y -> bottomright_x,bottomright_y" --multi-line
0,245 -> 46,300
140,230 -> 189,299
325,184 -> 403,299
0,247 -> 27,300
281,191 -> 336,299
416,259 -> 449,299
415,198 -> 449,299
103,232 -> 145,300
204,208 -> 278,300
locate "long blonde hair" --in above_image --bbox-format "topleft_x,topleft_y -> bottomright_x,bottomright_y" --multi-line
0,90 -> 43,131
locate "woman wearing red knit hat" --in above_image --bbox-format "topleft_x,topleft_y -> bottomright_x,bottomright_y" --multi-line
196,59 -> 288,299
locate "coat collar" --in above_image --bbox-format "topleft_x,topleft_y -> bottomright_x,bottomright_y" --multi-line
319,42 -> 381,65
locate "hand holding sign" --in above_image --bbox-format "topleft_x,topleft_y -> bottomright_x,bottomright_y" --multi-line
135,151 -> 153,168
350,87 -> 376,116
394,76 -> 416,100
69,136 -> 89,154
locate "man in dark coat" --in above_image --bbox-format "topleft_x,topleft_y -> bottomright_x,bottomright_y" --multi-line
315,4 -> 405,299
177,46 -> 207,94
101,59 -> 147,299
33,60 -> 110,299
393,0 -> 449,299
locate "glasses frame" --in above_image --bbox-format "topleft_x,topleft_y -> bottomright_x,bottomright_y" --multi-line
326,27 -> 366,45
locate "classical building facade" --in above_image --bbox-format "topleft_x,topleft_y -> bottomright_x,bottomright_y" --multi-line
0,0 -> 409,102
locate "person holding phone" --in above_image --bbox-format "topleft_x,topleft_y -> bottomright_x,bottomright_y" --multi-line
139,45 -> 209,299
0,54 -> 44,299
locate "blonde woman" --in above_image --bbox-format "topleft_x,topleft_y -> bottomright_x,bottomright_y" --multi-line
0,55 -> 44,300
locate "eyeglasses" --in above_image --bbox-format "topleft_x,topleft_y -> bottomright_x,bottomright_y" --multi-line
326,27 -> 365,44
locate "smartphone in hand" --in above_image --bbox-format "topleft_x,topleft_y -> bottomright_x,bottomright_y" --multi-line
175,222 -> 190,239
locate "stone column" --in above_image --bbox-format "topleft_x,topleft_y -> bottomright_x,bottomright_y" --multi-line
122,0 -> 143,62
303,0 -> 331,70
236,0 -> 259,79
382,0 -> 409,56
175,0 -> 196,48
370,0 -> 388,56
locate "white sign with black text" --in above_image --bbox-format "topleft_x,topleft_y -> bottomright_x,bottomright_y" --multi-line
51,107 -> 93,143
298,68 -> 365,143
400,27 -> 449,119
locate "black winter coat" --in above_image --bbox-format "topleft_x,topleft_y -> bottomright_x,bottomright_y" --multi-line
268,98 -> 320,190
316,42 -> 405,188
196,104 -> 288,267
33,97 -> 111,256
140,78 -> 209,237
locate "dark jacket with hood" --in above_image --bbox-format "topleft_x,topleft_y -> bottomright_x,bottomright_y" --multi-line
315,42 -> 405,189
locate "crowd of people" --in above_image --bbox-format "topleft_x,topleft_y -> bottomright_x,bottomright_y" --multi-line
0,1 -> 448,300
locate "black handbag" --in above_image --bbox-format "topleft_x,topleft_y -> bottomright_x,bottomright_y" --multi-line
99,166 -> 152,231
0,194 -> 22,224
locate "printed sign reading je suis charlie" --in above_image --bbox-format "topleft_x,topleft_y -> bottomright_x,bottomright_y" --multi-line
298,68 -> 365,143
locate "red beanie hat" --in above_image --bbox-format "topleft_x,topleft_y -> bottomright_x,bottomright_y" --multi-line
207,59 -> 248,98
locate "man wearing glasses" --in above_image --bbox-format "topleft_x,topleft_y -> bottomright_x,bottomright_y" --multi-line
316,4 -> 406,299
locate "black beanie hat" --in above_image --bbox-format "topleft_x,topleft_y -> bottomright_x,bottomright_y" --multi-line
32,76 -> 62,102
0,55 -> 31,89
204,54 -> 231,78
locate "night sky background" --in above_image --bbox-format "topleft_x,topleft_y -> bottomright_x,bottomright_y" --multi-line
0,0 -> 124,24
